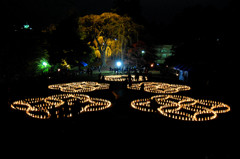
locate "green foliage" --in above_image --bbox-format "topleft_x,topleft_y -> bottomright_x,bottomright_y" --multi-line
46,15 -> 95,68
37,58 -> 51,73
26,48 -> 51,75
5,30 -> 52,78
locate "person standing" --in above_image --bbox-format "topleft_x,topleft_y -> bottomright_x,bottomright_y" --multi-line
135,72 -> 139,82
128,72 -> 132,86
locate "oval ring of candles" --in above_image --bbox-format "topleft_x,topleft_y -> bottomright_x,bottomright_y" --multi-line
48,81 -> 110,93
131,95 -> 230,121
10,94 -> 112,119
128,82 -> 191,94
105,75 -> 148,82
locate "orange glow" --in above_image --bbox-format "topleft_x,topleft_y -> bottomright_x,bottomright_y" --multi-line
131,95 -> 230,121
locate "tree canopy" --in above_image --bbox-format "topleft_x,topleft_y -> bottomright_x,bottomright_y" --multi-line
78,12 -> 142,66
47,15 -> 95,70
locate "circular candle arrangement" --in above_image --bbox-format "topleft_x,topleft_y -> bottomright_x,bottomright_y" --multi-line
131,95 -> 230,121
11,94 -> 112,119
11,80 -> 230,121
128,82 -> 191,94
105,75 -> 148,82
48,81 -> 109,93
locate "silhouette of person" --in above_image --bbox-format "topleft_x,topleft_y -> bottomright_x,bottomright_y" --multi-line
150,98 -> 159,112
140,83 -> 144,92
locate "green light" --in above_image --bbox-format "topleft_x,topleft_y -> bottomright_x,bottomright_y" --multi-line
43,62 -> 47,66
24,24 -> 30,29
38,59 -> 51,73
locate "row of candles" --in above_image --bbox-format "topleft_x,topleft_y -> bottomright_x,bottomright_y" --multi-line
105,75 -> 148,82
11,81 -> 230,121
48,81 -> 110,93
131,95 -> 230,121
11,93 -> 112,119
49,81 -> 190,94
127,82 -> 191,94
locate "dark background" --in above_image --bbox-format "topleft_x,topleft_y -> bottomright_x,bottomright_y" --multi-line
2,1 -> 238,158
0,0 -> 232,27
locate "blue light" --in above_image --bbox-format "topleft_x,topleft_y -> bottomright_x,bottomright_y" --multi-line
80,61 -> 88,67
116,61 -> 122,67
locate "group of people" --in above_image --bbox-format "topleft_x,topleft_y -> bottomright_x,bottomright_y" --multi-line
127,71 -> 149,86
98,73 -> 105,81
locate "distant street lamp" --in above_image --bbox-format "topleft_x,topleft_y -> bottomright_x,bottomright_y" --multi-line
23,24 -> 30,29
42,62 -> 47,67
38,59 -> 51,73
116,61 -> 122,67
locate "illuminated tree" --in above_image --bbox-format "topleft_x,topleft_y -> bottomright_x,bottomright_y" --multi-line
78,12 -> 142,66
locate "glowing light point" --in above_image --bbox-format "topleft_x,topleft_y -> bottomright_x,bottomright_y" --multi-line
38,59 -> 51,73
42,62 -> 47,67
24,24 -> 30,29
116,61 -> 122,67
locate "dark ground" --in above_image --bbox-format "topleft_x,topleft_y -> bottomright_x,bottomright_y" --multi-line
4,73 -> 237,158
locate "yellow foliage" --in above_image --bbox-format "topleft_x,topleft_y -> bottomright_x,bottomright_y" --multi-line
105,46 -> 112,57
91,36 -> 122,57
95,50 -> 101,58
79,12 -> 142,63
61,59 -> 71,69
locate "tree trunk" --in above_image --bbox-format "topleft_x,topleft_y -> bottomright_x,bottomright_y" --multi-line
101,51 -> 107,66
95,36 -> 107,67
120,38 -> 124,62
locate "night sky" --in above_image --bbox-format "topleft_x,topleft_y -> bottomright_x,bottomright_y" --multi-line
141,0 -> 230,23
1,0 -> 231,27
